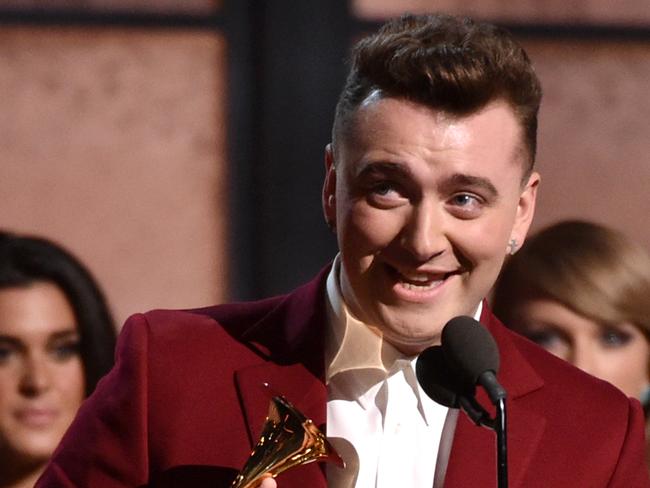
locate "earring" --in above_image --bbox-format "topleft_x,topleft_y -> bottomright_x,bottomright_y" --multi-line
328,195 -> 335,207
507,238 -> 518,255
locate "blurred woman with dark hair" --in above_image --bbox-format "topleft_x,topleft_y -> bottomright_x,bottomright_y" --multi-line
0,231 -> 116,488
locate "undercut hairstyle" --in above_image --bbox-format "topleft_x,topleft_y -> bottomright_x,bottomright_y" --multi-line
0,231 -> 117,396
492,220 -> 650,341
333,13 -> 542,175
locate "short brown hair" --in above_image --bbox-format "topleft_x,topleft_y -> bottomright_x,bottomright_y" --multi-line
492,220 -> 650,339
332,13 -> 542,173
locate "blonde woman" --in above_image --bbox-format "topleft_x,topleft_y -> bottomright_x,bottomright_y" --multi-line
492,220 -> 650,463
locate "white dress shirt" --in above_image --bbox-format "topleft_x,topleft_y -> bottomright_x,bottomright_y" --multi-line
324,256 -> 481,488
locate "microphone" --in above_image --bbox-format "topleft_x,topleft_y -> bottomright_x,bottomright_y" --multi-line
416,316 -> 509,488
415,345 -> 463,408
440,316 -> 506,405
416,316 -> 506,407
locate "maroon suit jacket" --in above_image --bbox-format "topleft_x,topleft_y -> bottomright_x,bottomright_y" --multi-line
37,268 -> 649,487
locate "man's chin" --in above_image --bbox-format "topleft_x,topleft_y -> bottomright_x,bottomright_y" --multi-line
384,334 -> 440,355
377,320 -> 444,354
375,306 -> 472,352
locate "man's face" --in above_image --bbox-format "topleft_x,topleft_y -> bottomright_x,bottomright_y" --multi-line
322,96 -> 539,354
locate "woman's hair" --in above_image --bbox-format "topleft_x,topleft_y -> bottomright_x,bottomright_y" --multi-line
333,13 -> 542,175
0,231 -> 116,395
492,220 -> 650,339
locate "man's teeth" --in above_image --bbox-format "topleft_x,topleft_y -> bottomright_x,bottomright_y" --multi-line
401,281 -> 442,290
402,274 -> 430,282
397,272 -> 446,289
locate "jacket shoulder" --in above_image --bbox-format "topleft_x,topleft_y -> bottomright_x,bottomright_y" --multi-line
139,294 -> 286,339
483,309 -> 648,486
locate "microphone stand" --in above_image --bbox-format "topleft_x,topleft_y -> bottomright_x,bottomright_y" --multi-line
415,332 -> 509,488
495,397 -> 508,488
457,394 -> 508,488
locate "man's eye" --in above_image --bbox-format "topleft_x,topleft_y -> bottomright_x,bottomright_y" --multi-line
599,328 -> 631,348
447,193 -> 484,218
371,181 -> 397,196
451,194 -> 479,206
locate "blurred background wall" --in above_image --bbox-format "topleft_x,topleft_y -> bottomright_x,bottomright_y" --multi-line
1,0 -> 648,327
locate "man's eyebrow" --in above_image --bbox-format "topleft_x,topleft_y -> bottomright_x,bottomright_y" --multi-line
355,161 -> 413,178
444,173 -> 499,198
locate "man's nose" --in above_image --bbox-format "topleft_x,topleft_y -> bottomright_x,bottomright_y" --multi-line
400,203 -> 447,262
19,354 -> 52,397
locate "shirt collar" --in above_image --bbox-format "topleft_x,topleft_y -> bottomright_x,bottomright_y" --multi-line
325,255 -> 404,382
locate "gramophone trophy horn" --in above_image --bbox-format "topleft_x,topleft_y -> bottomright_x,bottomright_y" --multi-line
230,394 -> 344,488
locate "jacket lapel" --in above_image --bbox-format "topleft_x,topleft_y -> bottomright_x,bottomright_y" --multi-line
235,361 -> 327,446
444,307 -> 546,487
233,269 -> 330,487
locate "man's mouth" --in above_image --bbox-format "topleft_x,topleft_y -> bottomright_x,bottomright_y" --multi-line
386,265 -> 457,291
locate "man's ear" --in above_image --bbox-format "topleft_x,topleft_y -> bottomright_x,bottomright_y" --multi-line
322,144 -> 337,230
509,171 -> 540,253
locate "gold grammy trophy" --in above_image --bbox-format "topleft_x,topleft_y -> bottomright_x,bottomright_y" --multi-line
230,394 -> 344,488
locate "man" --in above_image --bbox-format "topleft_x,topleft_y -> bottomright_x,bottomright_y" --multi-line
37,13 -> 648,488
